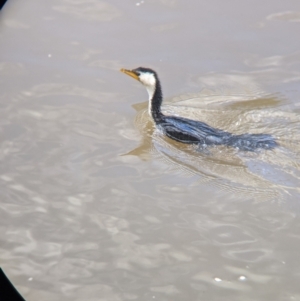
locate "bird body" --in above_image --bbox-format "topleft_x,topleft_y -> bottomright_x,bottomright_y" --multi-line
121,67 -> 277,151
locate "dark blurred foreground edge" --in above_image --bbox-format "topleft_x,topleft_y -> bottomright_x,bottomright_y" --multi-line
0,268 -> 26,301
0,0 -> 8,10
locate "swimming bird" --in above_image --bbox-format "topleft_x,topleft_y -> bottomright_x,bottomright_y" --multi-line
120,67 -> 277,151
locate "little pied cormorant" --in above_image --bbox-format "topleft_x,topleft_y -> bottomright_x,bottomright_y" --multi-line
121,67 -> 277,151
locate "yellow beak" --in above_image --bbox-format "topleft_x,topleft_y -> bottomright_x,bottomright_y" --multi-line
120,68 -> 139,81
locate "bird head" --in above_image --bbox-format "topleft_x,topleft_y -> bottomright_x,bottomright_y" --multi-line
121,67 -> 157,89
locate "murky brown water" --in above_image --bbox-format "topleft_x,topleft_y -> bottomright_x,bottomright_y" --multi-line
1,0 -> 300,300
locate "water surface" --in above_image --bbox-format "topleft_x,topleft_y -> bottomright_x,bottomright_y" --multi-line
1,0 -> 300,300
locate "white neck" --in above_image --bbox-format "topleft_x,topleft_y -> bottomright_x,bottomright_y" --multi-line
138,72 -> 157,116
146,86 -> 155,115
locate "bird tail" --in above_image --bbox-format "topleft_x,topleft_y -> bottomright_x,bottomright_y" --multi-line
228,133 -> 278,151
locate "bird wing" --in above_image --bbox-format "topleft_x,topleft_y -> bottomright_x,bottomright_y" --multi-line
161,116 -> 230,144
